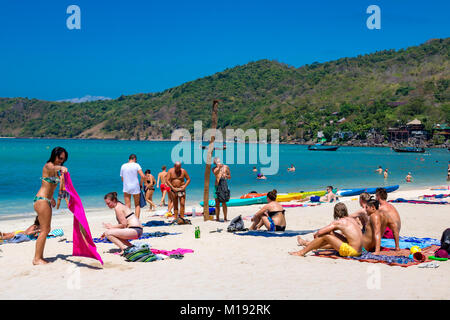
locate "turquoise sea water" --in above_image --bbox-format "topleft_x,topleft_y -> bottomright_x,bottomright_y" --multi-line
0,138 -> 449,216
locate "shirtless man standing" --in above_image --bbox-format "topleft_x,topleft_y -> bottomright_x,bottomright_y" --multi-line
290,203 -> 363,257
212,157 -> 231,222
376,187 -> 401,251
166,162 -> 191,221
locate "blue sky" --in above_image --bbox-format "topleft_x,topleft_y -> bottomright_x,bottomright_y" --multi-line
0,0 -> 448,101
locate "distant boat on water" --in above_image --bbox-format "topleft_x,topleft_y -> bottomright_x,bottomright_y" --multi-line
307,144 -> 339,151
392,146 -> 426,153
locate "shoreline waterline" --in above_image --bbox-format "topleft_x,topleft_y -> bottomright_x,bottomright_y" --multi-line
1,136 -> 449,149
1,184 -> 448,222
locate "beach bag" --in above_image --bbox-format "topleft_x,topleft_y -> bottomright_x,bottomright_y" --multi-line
175,217 -> 191,225
139,188 -> 147,208
215,178 -> 230,203
439,228 -> 450,253
227,215 -> 245,232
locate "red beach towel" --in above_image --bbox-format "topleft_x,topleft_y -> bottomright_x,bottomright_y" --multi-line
313,245 -> 439,267
64,172 -> 104,265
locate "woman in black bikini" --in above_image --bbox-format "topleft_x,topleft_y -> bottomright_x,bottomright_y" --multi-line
102,192 -> 144,255
33,147 -> 68,265
249,189 -> 286,232
141,169 -> 156,211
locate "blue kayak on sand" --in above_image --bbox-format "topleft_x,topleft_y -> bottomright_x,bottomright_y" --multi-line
337,185 -> 399,197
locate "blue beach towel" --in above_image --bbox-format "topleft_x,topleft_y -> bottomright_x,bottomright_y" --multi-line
4,229 -> 65,243
381,236 -> 440,249
235,229 -> 318,237
5,233 -> 31,243
143,220 -> 172,227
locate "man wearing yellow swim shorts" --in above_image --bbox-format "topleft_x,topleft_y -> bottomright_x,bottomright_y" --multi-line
339,242 -> 360,257
290,203 -> 363,257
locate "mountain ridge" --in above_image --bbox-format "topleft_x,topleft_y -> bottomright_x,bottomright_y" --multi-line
0,37 -> 449,143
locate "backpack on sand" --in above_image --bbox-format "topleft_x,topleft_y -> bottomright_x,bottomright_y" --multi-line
227,215 -> 246,232
439,228 -> 450,253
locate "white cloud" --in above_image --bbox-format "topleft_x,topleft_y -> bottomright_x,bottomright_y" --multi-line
57,95 -> 112,103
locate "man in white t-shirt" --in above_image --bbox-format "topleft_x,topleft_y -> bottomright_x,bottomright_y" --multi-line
120,154 -> 146,219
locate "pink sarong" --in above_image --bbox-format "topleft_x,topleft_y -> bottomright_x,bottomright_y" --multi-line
151,248 -> 194,256
64,172 -> 104,265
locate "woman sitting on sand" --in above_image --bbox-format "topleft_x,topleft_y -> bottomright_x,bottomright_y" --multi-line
33,146 -> 68,265
1,217 -> 41,241
249,189 -> 286,232
101,192 -> 144,255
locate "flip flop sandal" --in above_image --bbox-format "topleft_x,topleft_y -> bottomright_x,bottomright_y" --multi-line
169,254 -> 184,260
418,262 -> 440,268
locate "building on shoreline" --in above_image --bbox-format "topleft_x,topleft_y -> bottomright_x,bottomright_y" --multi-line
388,119 -> 428,143
432,123 -> 450,141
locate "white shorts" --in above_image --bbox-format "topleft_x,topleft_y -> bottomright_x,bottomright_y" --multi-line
123,184 -> 140,195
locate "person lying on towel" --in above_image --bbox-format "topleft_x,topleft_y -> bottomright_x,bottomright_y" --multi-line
249,189 -> 286,232
297,186 -> 337,203
0,217 -> 41,241
289,203 -> 363,257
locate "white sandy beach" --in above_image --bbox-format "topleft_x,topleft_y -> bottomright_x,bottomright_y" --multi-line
0,187 -> 449,300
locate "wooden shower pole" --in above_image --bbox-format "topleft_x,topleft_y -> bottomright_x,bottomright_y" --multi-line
202,100 -> 219,221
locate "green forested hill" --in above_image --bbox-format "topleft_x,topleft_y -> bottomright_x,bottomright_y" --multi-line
1,38 -> 449,142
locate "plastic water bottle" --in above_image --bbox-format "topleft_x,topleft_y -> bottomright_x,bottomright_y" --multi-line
192,207 -> 196,217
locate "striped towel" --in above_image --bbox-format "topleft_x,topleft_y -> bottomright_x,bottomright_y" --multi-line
47,228 -> 64,238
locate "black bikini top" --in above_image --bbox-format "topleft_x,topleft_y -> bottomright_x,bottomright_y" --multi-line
125,212 -> 135,219
268,210 -> 285,218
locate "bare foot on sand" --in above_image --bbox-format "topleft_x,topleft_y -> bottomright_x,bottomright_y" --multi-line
289,251 -> 306,257
32,258 -> 50,265
296,236 -> 310,246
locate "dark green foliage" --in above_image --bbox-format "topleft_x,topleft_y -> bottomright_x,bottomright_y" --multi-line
0,38 -> 449,141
